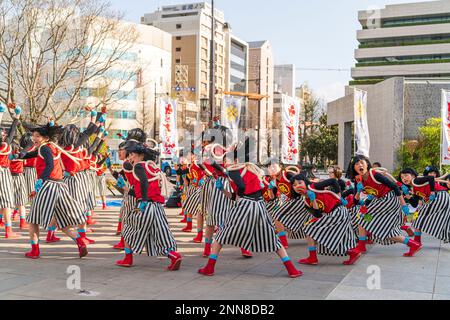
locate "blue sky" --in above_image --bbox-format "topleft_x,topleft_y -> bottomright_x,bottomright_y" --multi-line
109,0 -> 434,102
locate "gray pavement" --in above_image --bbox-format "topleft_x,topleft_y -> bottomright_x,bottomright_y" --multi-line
0,203 -> 449,300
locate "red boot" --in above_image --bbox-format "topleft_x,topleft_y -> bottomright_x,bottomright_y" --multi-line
355,239 -> 367,254
240,248 -> 253,258
116,221 -> 122,235
116,253 -> 133,267
367,232 -> 374,245
182,221 -> 193,233
203,242 -> 211,258
25,244 -> 40,259
78,231 -> 95,245
284,260 -> 303,278
299,249 -> 319,265
113,237 -> 125,250
193,231 -> 203,243
180,216 -> 188,223
46,230 -> 61,243
343,249 -> 362,265
5,226 -> 19,239
12,210 -> 18,221
401,225 -> 415,237
198,258 -> 217,276
403,239 -> 423,257
102,203 -> 106,210
20,219 -> 28,230
278,233 -> 289,249
0,218 -> 4,228
86,215 -> 97,226
414,233 -> 422,245
179,211 -> 184,216
167,251 -> 182,271
76,237 -> 88,258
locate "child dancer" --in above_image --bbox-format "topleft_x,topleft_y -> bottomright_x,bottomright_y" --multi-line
291,174 -> 361,266
399,168 -> 450,248
117,143 -> 182,270
349,155 -> 422,257
198,144 -> 302,278
20,123 -> 89,259
0,104 -> 21,238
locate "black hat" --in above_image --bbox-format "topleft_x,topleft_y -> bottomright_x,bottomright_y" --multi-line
127,128 -> 147,143
126,143 -> 160,162
23,123 -> 63,141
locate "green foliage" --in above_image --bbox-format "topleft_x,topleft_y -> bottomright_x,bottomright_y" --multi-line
397,118 -> 450,175
301,114 -> 338,168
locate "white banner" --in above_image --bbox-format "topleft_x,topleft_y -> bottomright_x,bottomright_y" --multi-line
221,95 -> 242,143
159,98 -> 178,158
281,95 -> 300,164
441,90 -> 450,165
354,88 -> 370,157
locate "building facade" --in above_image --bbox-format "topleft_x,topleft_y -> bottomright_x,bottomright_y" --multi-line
274,64 -> 295,97
77,23 -> 172,161
226,33 -> 249,128
142,2 -> 230,124
248,40 -> 274,160
352,0 -> 450,86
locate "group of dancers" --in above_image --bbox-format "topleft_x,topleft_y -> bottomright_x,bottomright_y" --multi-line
1,104 -> 450,279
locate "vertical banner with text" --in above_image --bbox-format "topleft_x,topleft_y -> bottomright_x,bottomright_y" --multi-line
354,88 -> 370,157
441,90 -> 450,165
281,95 -> 300,164
159,98 -> 178,158
221,95 -> 242,143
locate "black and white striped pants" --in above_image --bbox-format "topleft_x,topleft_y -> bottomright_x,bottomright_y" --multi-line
24,166 -> 37,199
96,174 -> 107,197
215,197 -> 282,253
304,206 -> 357,256
64,172 -> 89,213
12,173 -> 28,206
358,191 -> 403,245
0,167 -> 15,209
121,191 -> 137,226
28,180 -> 86,230
205,177 -> 234,227
183,186 -> 202,217
122,202 -> 177,256
414,191 -> 450,243
273,197 -> 310,239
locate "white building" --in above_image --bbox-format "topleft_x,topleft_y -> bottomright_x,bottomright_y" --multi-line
77,23 -> 172,161
353,0 -> 450,85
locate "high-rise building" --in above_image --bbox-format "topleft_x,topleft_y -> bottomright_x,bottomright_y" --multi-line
142,2 -> 230,123
226,33 -> 249,128
352,0 -> 450,86
248,40 -> 274,161
274,64 -> 295,97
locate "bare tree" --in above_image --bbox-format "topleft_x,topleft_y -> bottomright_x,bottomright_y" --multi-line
136,88 -> 153,137
0,0 -> 139,124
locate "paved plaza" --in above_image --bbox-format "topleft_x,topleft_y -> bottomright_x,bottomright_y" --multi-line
0,201 -> 450,300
